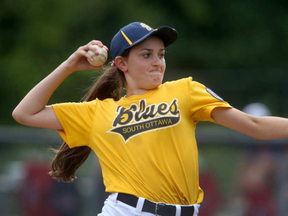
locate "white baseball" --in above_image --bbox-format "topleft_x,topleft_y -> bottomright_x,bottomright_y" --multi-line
87,45 -> 108,66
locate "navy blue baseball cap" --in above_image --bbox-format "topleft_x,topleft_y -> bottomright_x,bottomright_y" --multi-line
110,22 -> 178,60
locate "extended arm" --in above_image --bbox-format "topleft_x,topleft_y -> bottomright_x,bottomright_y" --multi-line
12,40 -> 107,130
211,107 -> 288,140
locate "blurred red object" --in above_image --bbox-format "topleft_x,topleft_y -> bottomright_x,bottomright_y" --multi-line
199,171 -> 221,216
240,150 -> 277,216
19,160 -> 56,216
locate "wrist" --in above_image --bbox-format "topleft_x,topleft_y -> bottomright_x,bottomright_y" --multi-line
59,60 -> 75,75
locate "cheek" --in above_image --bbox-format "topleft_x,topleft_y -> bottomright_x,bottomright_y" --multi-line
162,59 -> 166,70
132,62 -> 149,74
162,62 -> 166,71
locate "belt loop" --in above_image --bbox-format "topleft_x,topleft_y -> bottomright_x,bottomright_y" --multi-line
193,204 -> 200,216
111,193 -> 118,207
175,205 -> 181,216
111,193 -> 118,202
134,197 -> 145,216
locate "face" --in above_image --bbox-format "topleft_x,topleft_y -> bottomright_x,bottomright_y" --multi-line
117,36 -> 166,94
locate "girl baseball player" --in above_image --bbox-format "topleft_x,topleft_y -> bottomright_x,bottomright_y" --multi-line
13,22 -> 288,216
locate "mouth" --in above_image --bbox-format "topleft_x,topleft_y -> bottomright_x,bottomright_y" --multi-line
149,70 -> 162,74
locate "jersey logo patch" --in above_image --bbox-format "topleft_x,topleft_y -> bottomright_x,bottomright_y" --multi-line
206,88 -> 224,102
107,99 -> 181,143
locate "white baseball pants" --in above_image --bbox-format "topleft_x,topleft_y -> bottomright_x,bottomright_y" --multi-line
97,193 -> 200,216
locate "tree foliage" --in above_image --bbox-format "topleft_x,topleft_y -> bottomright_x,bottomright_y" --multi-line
1,0 -> 288,124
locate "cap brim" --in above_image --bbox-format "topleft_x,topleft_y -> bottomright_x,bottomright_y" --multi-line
150,26 -> 178,47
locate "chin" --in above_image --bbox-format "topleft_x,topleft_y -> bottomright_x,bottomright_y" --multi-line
149,79 -> 162,89
143,74 -> 163,89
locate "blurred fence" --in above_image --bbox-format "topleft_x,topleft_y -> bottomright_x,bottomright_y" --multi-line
0,125 -> 288,216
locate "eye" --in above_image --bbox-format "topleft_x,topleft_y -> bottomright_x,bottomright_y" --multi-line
158,53 -> 165,59
143,53 -> 151,58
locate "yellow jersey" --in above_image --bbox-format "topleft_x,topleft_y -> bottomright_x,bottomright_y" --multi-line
52,77 -> 232,205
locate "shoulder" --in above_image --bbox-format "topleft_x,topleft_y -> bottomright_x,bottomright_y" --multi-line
162,77 -> 194,88
52,99 -> 100,114
161,77 -> 208,93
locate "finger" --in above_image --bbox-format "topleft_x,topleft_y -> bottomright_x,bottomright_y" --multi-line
90,40 -> 104,47
78,41 -> 100,52
104,45 -> 109,51
86,45 -> 100,55
79,41 -> 107,56
77,49 -> 94,62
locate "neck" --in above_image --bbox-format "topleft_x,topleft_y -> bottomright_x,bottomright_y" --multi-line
125,88 -> 150,97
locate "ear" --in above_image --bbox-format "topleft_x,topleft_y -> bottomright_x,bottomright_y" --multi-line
115,56 -> 128,72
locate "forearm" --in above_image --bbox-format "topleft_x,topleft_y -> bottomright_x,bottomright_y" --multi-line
13,61 -> 73,118
212,107 -> 288,141
254,116 -> 288,140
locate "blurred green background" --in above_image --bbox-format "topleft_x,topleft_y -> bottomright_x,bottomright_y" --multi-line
1,0 -> 288,215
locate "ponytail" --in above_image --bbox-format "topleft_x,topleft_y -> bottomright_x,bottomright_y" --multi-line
49,65 -> 126,182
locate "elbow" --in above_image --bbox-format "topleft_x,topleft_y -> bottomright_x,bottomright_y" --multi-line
250,133 -> 268,140
12,108 -> 25,124
12,108 -> 20,123
245,117 -> 266,140
251,132 -> 275,140
246,130 -> 263,140
247,117 -> 270,140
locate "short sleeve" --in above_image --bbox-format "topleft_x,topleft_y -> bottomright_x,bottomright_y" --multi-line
52,100 -> 97,148
188,78 -> 232,122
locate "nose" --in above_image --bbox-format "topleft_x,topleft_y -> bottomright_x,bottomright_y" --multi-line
152,55 -> 163,67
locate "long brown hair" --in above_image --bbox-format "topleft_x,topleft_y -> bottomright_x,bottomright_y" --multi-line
49,56 -> 127,182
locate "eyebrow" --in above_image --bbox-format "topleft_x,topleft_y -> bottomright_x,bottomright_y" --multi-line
140,48 -> 165,51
